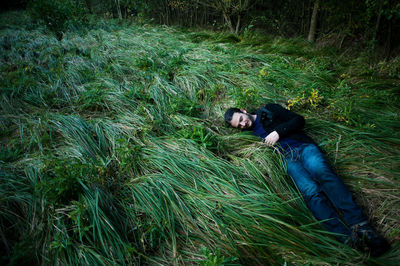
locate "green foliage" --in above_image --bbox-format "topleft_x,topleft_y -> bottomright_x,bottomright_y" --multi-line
114,138 -> 143,175
197,83 -> 226,104
215,33 -> 241,44
189,32 -> 213,43
170,95 -> 202,116
135,48 -> 186,82
39,158 -> 86,204
28,0 -> 86,37
199,246 -> 237,266
176,124 -> 218,151
230,86 -> 263,110
374,57 -> 400,79
287,88 -> 324,111
1,11 -> 400,265
76,86 -> 108,112
46,185 -> 136,265
0,144 -> 24,163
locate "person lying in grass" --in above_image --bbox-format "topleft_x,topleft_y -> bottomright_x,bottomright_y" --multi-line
224,103 -> 390,256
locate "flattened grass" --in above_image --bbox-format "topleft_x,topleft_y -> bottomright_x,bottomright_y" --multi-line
1,11 -> 400,265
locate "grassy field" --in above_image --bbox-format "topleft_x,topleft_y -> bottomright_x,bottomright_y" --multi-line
1,11 -> 400,265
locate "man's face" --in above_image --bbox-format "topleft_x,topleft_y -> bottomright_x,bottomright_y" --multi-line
230,111 -> 254,129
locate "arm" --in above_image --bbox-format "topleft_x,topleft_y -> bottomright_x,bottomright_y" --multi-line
264,131 -> 279,146
265,103 -> 305,139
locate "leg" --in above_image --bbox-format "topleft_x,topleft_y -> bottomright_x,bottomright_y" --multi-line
299,144 -> 367,226
285,153 -> 351,237
296,144 -> 390,255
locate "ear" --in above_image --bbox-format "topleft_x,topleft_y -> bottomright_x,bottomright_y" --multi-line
241,109 -> 247,113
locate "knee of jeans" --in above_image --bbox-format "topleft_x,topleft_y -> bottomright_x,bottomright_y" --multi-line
300,184 -> 321,200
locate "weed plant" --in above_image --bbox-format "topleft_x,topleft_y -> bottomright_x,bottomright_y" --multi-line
1,11 -> 400,265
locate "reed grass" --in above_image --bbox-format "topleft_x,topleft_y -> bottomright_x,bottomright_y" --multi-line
1,11 -> 399,265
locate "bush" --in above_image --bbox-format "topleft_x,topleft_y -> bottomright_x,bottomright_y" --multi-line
176,125 -> 218,151
28,0 -> 86,38
39,158 -> 87,204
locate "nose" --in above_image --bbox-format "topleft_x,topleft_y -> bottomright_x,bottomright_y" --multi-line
240,121 -> 246,128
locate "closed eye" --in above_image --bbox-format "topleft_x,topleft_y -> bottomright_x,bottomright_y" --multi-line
238,116 -> 243,128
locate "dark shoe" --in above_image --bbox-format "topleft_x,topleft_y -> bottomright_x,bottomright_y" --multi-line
351,222 -> 391,257
342,231 -> 362,250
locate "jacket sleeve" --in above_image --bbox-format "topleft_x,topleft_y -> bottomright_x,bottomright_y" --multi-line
266,103 -> 305,138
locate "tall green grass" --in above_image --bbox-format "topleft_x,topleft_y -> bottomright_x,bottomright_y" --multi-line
1,11 -> 399,265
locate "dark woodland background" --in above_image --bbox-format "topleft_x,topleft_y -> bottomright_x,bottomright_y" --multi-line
2,0 -> 400,58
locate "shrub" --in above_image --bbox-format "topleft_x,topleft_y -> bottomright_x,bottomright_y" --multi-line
28,0 -> 86,38
39,158 -> 88,204
230,86 -> 263,110
170,96 -> 202,117
287,88 -> 324,110
176,125 -> 218,151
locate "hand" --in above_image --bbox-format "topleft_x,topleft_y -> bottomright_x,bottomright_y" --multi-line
264,131 -> 279,146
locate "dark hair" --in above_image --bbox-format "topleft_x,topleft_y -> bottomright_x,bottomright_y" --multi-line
224,108 -> 242,126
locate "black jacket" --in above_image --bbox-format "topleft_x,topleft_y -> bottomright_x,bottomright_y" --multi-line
255,103 -> 315,144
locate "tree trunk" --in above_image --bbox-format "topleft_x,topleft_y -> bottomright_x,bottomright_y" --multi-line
307,0 -> 319,42
384,21 -> 392,58
83,0 -> 92,14
164,0 -> 169,24
115,0 -> 122,19
235,14 -> 241,34
301,1 -> 305,34
373,0 -> 384,43
222,12 -> 235,33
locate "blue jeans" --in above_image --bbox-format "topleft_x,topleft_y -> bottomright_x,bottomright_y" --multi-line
284,143 -> 367,238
